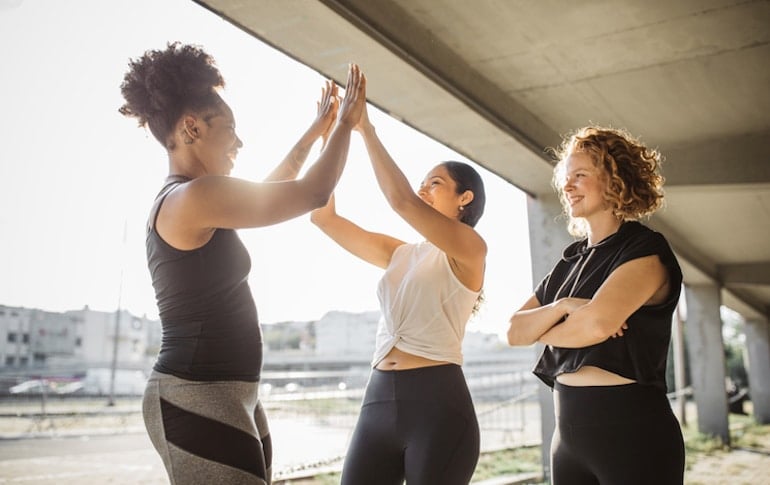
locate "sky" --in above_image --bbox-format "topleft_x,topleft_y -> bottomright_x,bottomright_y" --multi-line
0,0 -> 533,339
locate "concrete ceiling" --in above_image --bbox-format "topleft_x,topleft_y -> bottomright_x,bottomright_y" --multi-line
194,0 -> 770,320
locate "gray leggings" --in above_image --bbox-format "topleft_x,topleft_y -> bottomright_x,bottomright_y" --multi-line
143,370 -> 272,484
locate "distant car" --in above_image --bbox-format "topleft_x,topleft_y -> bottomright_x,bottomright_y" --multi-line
9,379 -> 84,395
284,382 -> 301,392
9,379 -> 49,394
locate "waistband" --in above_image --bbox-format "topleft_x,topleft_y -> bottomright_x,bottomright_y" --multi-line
363,364 -> 474,415
554,381 -> 672,425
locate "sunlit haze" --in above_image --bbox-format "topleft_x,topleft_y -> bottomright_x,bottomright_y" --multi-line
0,0 -> 534,339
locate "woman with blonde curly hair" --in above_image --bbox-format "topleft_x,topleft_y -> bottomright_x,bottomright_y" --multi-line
507,126 -> 685,484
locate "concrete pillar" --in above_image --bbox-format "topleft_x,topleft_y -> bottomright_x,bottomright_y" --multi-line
684,284 -> 730,444
744,318 -> 770,423
526,194 -> 574,481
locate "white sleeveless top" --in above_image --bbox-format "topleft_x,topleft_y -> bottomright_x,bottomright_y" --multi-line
372,241 -> 480,367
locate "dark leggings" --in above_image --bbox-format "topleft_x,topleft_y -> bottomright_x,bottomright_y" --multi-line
341,364 -> 480,485
551,382 -> 684,485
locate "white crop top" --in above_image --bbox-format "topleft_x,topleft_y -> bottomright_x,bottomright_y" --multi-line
372,241 -> 481,367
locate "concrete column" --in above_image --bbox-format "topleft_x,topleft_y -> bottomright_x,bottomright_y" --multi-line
744,317 -> 770,423
684,284 -> 730,444
526,194 -> 574,481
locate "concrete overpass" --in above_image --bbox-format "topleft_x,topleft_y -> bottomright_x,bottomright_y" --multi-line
194,0 -> 770,475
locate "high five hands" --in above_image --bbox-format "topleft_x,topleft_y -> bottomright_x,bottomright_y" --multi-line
337,63 -> 367,129
316,63 -> 367,149
310,80 -> 339,146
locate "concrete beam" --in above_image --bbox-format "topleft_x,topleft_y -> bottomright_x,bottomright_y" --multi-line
317,0 -> 560,158
663,132 -> 770,186
719,262 -> 770,285
646,217 -> 717,282
722,288 -> 770,322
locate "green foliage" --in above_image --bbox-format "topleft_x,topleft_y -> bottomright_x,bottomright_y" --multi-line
471,446 -> 541,481
730,413 -> 770,449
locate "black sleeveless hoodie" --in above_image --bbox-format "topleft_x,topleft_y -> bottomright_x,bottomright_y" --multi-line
532,221 -> 682,391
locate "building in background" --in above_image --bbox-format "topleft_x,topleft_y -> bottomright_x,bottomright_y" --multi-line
0,304 -> 159,375
314,310 -> 379,359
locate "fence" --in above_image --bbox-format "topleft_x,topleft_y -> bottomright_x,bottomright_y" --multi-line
0,354 -> 542,479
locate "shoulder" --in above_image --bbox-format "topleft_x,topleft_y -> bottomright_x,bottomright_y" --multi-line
615,221 -> 682,280
617,222 -> 670,254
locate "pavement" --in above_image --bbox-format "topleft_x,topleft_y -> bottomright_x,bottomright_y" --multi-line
1,399 -> 769,484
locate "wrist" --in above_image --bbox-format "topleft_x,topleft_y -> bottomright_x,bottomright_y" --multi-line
335,117 -> 358,130
552,299 -> 567,316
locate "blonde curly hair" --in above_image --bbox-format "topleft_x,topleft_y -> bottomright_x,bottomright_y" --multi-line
550,126 -> 665,237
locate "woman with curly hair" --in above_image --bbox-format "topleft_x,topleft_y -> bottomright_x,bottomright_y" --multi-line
507,126 -> 685,484
119,42 -> 365,485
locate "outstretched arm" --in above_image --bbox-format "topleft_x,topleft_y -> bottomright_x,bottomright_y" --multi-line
160,64 -> 367,249
355,104 -> 486,290
311,193 -> 404,269
264,80 -> 339,182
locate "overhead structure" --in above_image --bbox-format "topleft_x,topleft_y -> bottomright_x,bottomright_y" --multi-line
194,0 -> 769,319
192,0 -> 770,470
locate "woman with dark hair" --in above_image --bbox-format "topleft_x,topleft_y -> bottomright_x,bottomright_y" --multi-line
507,126 -> 685,484
118,42 -> 365,485
311,101 -> 487,485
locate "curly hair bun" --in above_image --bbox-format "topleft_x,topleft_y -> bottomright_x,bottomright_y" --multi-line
119,42 -> 225,147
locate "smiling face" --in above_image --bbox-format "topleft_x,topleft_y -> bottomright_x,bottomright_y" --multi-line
558,151 -> 610,221
417,164 -> 471,220
195,102 -> 242,176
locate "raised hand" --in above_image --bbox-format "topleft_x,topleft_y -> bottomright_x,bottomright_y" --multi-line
353,98 -> 373,134
309,80 -> 339,145
337,63 -> 367,128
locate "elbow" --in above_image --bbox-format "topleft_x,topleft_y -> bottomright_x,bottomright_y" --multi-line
309,209 -> 323,227
302,183 -> 334,212
308,191 -> 330,213
587,315 -> 617,342
310,189 -> 334,210
506,319 -> 536,346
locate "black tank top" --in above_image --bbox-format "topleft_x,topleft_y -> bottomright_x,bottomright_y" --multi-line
146,178 -> 262,381
532,221 -> 682,391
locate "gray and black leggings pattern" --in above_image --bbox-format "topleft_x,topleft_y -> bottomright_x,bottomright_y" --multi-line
341,364 -> 480,485
143,370 -> 272,485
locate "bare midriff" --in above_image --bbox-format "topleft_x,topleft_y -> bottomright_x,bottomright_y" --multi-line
555,365 -> 636,386
374,346 -> 451,371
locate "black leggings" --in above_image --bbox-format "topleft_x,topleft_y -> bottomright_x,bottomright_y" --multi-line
551,382 -> 684,485
341,364 -> 480,485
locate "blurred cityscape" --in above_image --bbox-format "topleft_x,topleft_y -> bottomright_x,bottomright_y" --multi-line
0,304 -> 541,481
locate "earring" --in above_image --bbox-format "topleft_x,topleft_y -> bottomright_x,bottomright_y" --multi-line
459,205 -> 465,212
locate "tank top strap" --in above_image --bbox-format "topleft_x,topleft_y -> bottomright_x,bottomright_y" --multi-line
147,176 -> 191,233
